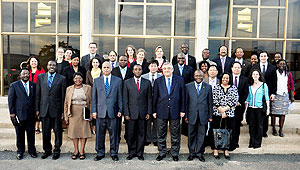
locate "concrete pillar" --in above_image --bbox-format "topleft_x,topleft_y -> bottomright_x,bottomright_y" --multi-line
80,0 -> 93,56
195,0 -> 209,62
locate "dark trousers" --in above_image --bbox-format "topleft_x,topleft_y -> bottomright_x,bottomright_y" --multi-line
95,117 -> 119,157
232,106 -> 244,149
181,117 -> 188,136
188,118 -> 206,157
157,118 -> 180,156
14,118 -> 36,154
127,118 -> 146,157
41,115 -> 62,153
263,114 -> 269,136
248,108 -> 264,147
210,115 -> 234,150
145,116 -> 157,143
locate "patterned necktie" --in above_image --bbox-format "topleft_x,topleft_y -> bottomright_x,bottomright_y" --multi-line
221,57 -> 225,73
105,77 -> 109,95
24,83 -> 29,96
197,84 -> 200,95
136,79 -> 140,91
48,75 -> 53,88
167,78 -> 171,95
262,65 -> 266,75
235,76 -> 238,87
112,63 -> 114,69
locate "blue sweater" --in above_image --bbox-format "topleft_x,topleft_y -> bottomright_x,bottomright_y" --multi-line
246,83 -> 270,108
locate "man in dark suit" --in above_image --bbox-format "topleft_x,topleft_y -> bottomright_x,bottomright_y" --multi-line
92,61 -> 123,161
233,47 -> 251,78
153,62 -> 186,161
81,42 -> 104,70
213,45 -> 235,78
185,70 -> 213,162
173,53 -> 193,137
172,43 -> 197,72
231,62 -> 249,150
123,64 -> 152,160
35,61 -> 67,160
251,51 -> 277,137
8,68 -> 37,160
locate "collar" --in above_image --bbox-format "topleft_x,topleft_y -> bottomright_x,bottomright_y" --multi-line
260,62 -> 268,68
103,74 -> 111,80
119,66 -> 127,71
21,80 -> 29,85
134,76 -> 141,82
178,64 -> 184,68
48,72 -> 56,78
136,60 -> 143,65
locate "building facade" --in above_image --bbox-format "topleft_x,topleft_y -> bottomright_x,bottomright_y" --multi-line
1,0 -> 300,98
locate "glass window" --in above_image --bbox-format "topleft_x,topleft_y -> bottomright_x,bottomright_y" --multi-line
232,8 -> 257,38
119,5 -> 143,35
233,0 -> 258,5
2,2 -> 28,32
208,40 -> 229,59
260,9 -> 284,38
94,0 -> 115,34
30,2 -> 56,33
147,0 -> 171,3
59,0 -> 80,33
209,0 -> 230,37
175,0 -> 196,36
93,37 -> 115,57
146,6 -> 171,35
261,0 -> 285,6
58,36 -> 80,54
174,39 -> 195,57
287,0 -> 300,39
120,0 -> 144,2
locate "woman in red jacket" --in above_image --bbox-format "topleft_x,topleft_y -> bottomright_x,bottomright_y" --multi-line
26,56 -> 45,134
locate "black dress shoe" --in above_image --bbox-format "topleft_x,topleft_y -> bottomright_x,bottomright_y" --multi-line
279,131 -> 284,137
16,153 -> 23,160
153,142 -> 158,146
263,134 -> 268,138
224,154 -> 231,160
156,155 -> 166,161
94,155 -> 105,161
138,156 -> 144,160
41,152 -> 52,159
248,145 -> 253,148
29,152 -> 37,158
213,154 -> 220,159
172,156 -> 179,161
126,155 -> 135,160
52,153 -> 60,160
145,142 -> 151,146
111,155 -> 119,161
272,129 -> 278,136
187,155 -> 194,161
199,155 -> 205,162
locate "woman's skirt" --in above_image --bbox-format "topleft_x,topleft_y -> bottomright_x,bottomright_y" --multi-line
271,93 -> 289,115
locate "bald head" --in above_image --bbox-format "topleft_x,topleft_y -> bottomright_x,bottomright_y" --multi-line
102,61 -> 112,76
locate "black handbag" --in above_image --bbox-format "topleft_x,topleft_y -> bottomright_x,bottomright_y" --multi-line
262,83 -> 267,113
213,118 -> 232,150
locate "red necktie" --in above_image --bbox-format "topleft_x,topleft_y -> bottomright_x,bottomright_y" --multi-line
184,58 -> 187,65
136,79 -> 140,91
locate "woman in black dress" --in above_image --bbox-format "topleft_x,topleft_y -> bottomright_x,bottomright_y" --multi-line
63,54 -> 86,87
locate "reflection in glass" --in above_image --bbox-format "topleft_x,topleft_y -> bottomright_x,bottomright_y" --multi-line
93,37 -> 114,57
2,2 -> 28,32
233,0 -> 258,5
175,0 -> 195,36
146,6 -> 171,35
208,40 -> 229,59
261,0 -> 285,6
118,38 -> 171,61
174,39 -> 195,57
287,0 -> 300,39
285,42 -> 300,99
119,0 -> 143,2
209,0 -> 230,37
94,0 -> 115,34
58,36 -> 80,55
232,8 -> 257,38
59,0 -> 80,33
3,35 -> 55,94
231,40 -> 283,60
147,0 -> 171,2
30,2 -> 56,33
119,5 -> 143,35
260,9 -> 284,38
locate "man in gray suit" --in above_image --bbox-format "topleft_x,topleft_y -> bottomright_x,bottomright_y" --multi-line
81,42 -> 104,70
141,60 -> 162,146
92,61 -> 122,161
185,70 -> 213,162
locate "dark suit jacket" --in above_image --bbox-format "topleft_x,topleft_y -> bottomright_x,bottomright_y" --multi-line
153,75 -> 186,120
185,82 -> 213,125
234,74 -> 249,106
111,67 -> 134,81
251,63 -> 277,96
80,54 -> 104,71
8,80 -> 36,121
91,75 -> 123,119
173,64 -> 194,84
35,73 -> 67,118
62,66 -> 86,87
240,60 -> 251,78
213,56 -> 235,77
123,78 -> 152,120
129,60 -> 150,75
172,54 -> 197,71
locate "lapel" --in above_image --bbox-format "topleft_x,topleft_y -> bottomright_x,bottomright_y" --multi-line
28,81 -> 34,99
139,78 -> 146,93
107,76 -> 113,96
125,68 -> 131,79
99,76 -> 106,95
238,75 -> 243,88
49,74 -> 59,92
161,77 -> 169,94
216,57 -> 221,66
18,80 -> 28,98
173,65 -> 180,75
170,76 -> 177,95
130,78 -> 139,93
183,65 -> 189,76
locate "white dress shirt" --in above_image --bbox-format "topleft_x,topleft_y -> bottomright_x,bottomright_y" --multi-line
260,62 -> 268,73
184,53 -> 189,65
21,80 -> 30,96
134,77 -> 141,89
119,66 -> 127,80
235,58 -> 243,65
232,74 -> 240,87
194,81 -> 202,91
103,74 -> 111,86
209,77 -> 217,88
276,70 -> 288,95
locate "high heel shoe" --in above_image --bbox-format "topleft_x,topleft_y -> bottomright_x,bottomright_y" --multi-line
213,154 -> 220,159
224,153 -> 231,160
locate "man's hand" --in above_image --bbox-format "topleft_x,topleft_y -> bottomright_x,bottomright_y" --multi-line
185,117 -> 189,124
153,113 -> 157,119
10,114 -> 16,118
146,114 -> 150,120
125,116 -> 130,121
117,112 -> 122,118
92,113 -> 97,119
180,112 -> 185,118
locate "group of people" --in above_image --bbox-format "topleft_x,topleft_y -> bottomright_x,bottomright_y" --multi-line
8,42 -> 294,162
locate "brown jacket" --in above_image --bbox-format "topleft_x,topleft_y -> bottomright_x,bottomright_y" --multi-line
64,84 -> 92,120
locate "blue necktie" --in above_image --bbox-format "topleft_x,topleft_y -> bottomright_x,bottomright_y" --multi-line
167,78 -> 171,95
105,77 -> 109,95
197,84 -> 200,95
112,63 -> 114,69
179,66 -> 183,76
24,83 -> 29,96
48,75 -> 53,88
